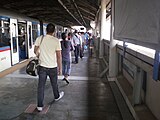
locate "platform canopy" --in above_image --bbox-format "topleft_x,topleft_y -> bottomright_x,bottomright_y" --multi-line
0,0 -> 101,28
114,0 -> 160,50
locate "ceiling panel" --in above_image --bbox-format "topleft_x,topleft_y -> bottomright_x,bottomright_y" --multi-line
0,0 -> 101,28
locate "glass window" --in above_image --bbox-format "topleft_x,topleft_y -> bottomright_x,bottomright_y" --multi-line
0,19 -> 10,47
28,25 -> 32,48
18,23 -> 26,52
32,24 -> 38,43
12,23 -> 17,53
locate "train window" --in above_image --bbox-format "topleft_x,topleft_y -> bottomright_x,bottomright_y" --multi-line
12,23 -> 17,53
0,19 -> 10,47
28,25 -> 32,48
18,23 -> 26,53
32,24 -> 38,43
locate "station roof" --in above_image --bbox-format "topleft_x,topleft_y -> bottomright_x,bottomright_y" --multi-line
0,0 -> 109,28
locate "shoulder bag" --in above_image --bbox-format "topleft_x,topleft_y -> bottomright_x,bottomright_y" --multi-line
26,35 -> 44,76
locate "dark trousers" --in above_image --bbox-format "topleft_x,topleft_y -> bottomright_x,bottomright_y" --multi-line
74,45 -> 80,63
37,66 -> 59,107
80,43 -> 84,58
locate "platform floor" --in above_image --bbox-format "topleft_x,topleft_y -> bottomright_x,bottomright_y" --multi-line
0,50 -> 128,120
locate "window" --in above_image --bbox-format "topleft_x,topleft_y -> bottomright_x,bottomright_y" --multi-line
12,23 -> 17,53
32,24 -> 38,43
28,25 -> 32,48
0,19 -> 10,47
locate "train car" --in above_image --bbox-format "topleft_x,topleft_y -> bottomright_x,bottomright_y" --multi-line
71,26 -> 86,33
0,9 -> 40,72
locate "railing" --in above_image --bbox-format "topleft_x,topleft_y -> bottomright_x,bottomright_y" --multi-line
103,39 -> 110,63
94,37 -> 159,120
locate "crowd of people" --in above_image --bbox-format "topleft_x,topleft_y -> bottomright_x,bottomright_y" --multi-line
34,23 -> 93,112
60,29 -> 93,84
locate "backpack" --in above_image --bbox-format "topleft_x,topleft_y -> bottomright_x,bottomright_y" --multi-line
26,58 -> 39,76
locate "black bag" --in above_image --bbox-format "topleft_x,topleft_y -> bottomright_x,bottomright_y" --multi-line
26,35 -> 44,76
26,58 -> 39,76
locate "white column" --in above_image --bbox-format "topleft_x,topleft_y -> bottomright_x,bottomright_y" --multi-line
109,0 -> 118,77
99,0 -> 107,58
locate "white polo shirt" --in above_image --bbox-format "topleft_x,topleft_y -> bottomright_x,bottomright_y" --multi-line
73,33 -> 81,45
35,35 -> 61,68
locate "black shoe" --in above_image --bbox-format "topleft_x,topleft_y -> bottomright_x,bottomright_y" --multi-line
62,78 -> 69,84
72,61 -> 78,64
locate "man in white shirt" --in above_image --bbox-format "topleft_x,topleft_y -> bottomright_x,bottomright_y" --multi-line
72,30 -> 81,63
34,23 -> 64,112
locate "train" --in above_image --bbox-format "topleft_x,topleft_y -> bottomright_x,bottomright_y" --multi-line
0,8 -> 63,72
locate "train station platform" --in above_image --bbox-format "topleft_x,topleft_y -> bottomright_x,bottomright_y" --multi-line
0,49 -> 134,120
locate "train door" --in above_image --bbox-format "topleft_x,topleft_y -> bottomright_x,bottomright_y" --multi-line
18,21 -> 27,60
27,21 -> 34,58
10,18 -> 19,65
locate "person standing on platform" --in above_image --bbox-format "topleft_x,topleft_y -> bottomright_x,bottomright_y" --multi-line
34,23 -> 64,112
72,30 -> 81,64
84,32 -> 89,47
61,32 -> 72,84
80,32 -> 85,59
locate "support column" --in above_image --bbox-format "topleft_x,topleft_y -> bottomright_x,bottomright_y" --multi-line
40,20 -> 44,35
95,16 -> 100,52
109,0 -> 118,77
99,0 -> 107,58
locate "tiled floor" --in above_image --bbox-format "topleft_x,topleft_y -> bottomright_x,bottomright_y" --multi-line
0,50 -> 123,120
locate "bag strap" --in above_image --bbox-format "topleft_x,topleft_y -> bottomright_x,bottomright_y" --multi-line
40,35 -> 44,46
74,34 -> 81,45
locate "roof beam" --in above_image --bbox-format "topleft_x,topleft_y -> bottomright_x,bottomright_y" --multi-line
83,16 -> 94,21
78,6 -> 95,17
78,1 -> 97,12
71,0 -> 87,26
58,0 -> 83,26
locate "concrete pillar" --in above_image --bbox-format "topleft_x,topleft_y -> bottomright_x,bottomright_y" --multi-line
99,0 -> 107,58
108,0 -> 118,77
95,12 -> 100,52
40,20 -> 44,35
